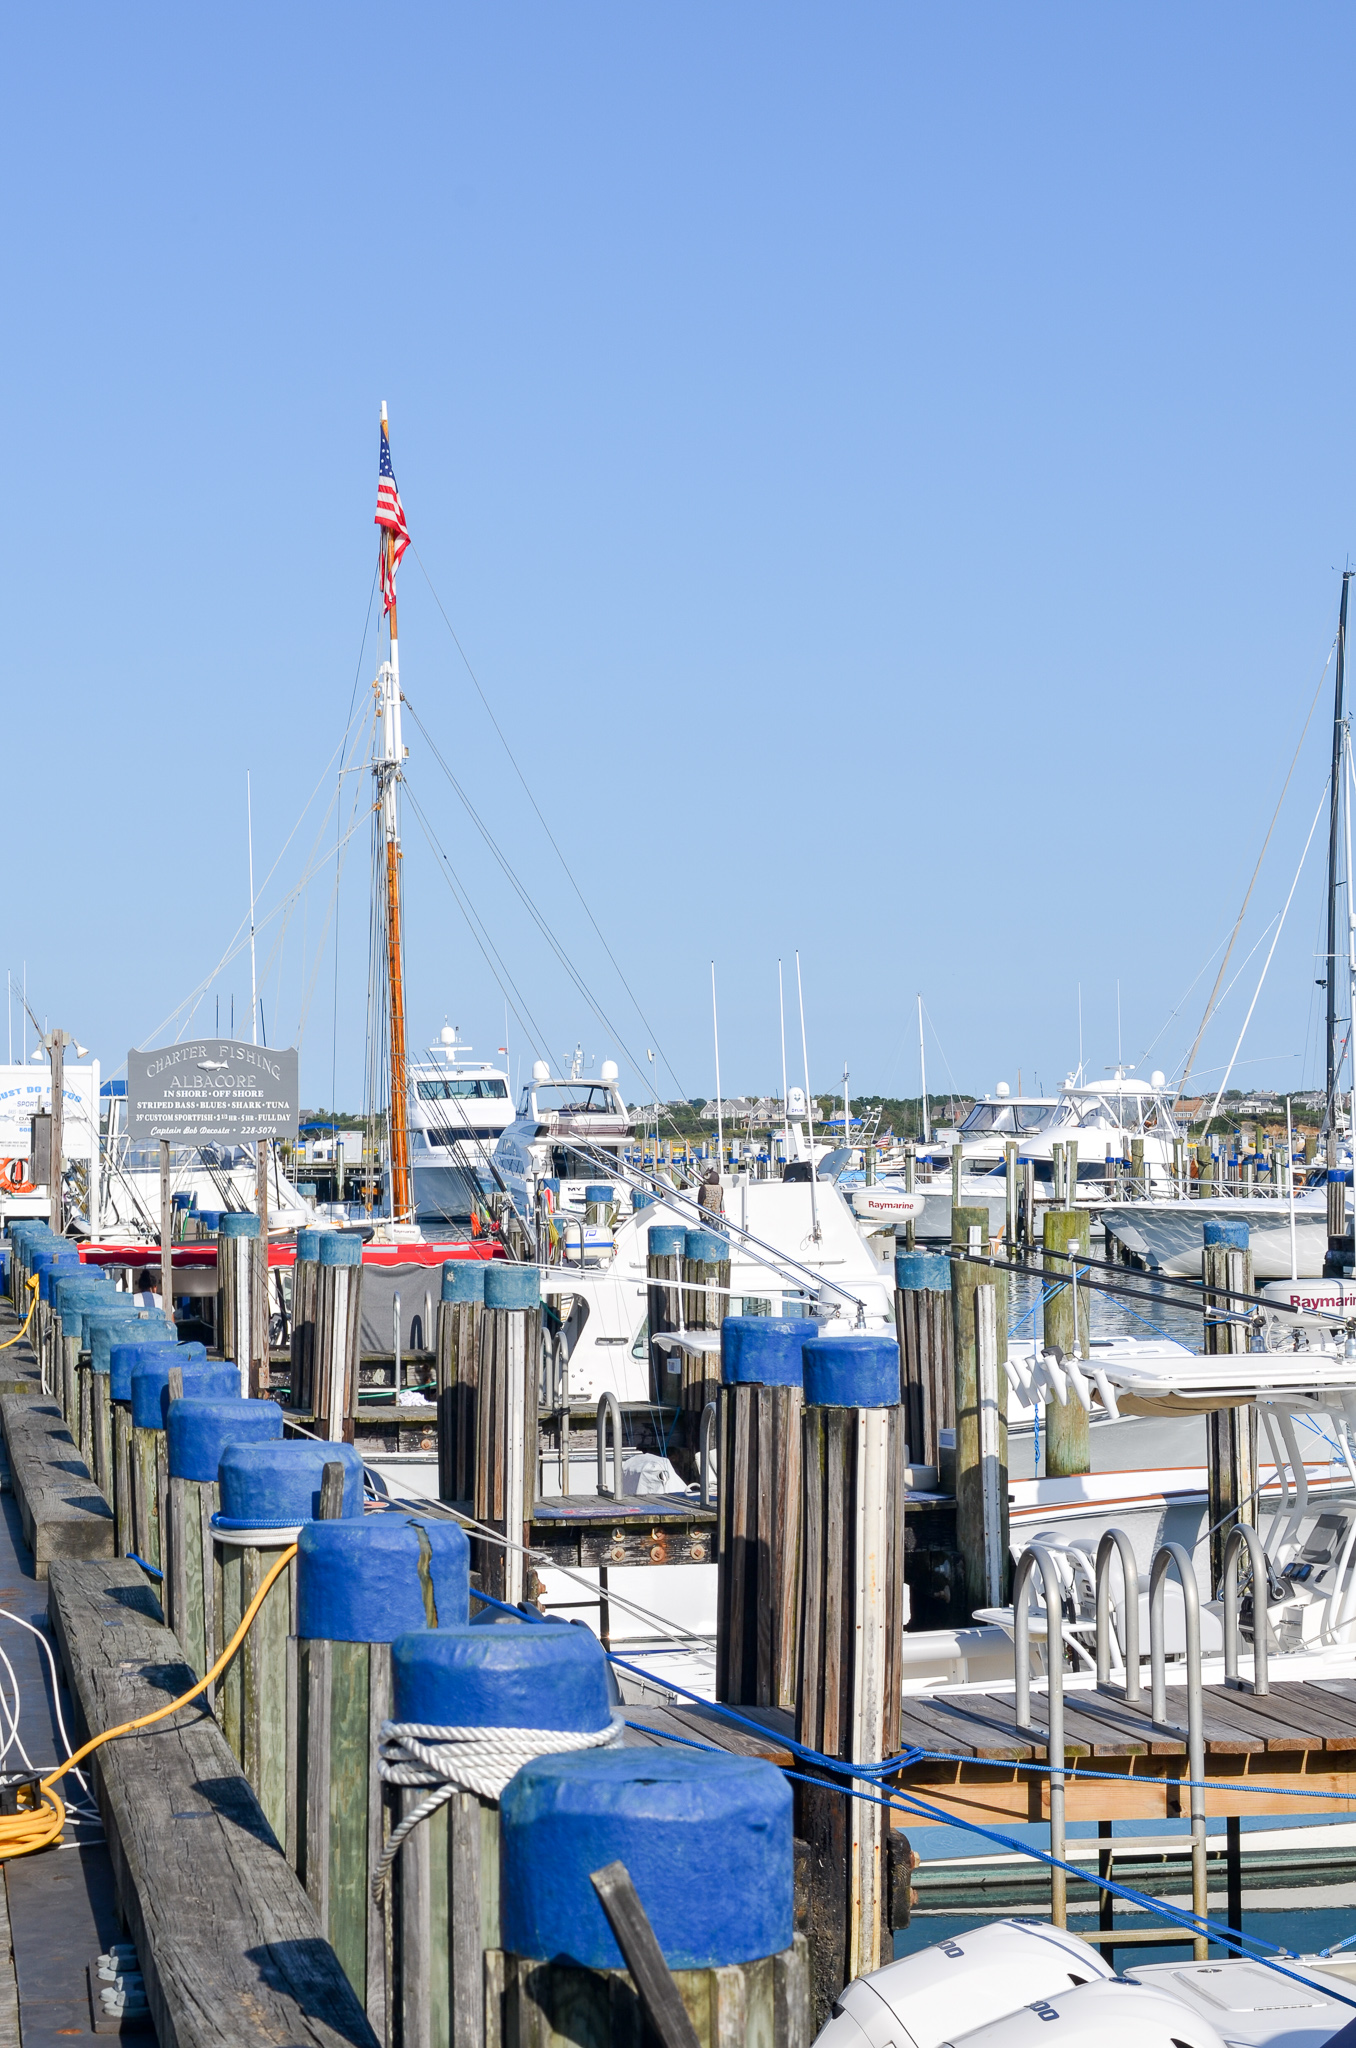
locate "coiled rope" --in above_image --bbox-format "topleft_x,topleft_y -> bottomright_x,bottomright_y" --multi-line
371,1715 -> 622,1900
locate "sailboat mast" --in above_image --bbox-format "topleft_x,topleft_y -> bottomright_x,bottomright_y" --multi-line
1326,570 -> 1352,1168
377,403 -> 413,1224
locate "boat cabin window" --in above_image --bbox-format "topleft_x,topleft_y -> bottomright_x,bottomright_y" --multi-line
535,1085 -> 617,1114
960,1103 -> 1053,1135
417,1077 -> 508,1100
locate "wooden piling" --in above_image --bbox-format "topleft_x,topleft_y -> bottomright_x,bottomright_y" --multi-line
893,1250 -> 952,1471
950,1207 -> 1008,1616
679,1229 -> 729,1458
474,1268 -> 542,1606
1042,1209 -> 1091,1478
214,1531 -> 297,1851
436,1263 -> 486,1507
289,1232 -> 321,1413
1203,1225 -> 1257,1593
715,1321 -> 806,1712
314,1235 -> 364,1442
645,1225 -> 685,1407
795,1334 -> 906,2024
217,1213 -> 263,1395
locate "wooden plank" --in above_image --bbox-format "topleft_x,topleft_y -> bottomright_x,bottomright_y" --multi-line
47,1558 -> 378,2048
1197,1683 -> 1336,1752
0,1395 -> 114,1579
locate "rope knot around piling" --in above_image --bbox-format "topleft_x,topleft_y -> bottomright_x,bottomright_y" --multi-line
371,1715 -> 624,1901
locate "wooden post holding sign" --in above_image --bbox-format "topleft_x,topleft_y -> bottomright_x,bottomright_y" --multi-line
796,1333 -> 907,2027
295,1515 -> 470,2034
165,1394 -> 282,1681
950,1206 -> 1009,1616
314,1232 -> 363,1441
1203,1219 -> 1257,1593
210,1439 -> 365,1855
645,1225 -> 685,1407
289,1228 -> 321,1413
436,1258 -> 487,1505
499,1742 -> 808,2048
47,1029 -> 68,1233
474,1264 -> 542,1605
893,1250 -> 952,1471
715,1317 -> 806,1713
1042,1209 -> 1092,1478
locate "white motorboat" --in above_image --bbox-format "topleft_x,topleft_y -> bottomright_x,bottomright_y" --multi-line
1099,1191 -> 1330,1280
407,1027 -> 513,1230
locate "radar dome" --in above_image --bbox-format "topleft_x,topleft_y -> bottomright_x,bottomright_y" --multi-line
1151,1070 -> 1166,1089
532,1060 -> 550,1083
995,1082 -> 1010,1098
600,1060 -> 619,1083
440,1026 -> 456,1045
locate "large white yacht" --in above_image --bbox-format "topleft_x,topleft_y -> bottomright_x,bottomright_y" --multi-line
492,1052 -> 633,1222
408,1027 -> 513,1229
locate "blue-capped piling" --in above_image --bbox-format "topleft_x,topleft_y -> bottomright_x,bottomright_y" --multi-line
499,1747 -> 806,2041
716,1316 -> 807,1713
216,1211 -> 262,1399
128,1355 -> 235,1573
289,1231 -> 321,1417
294,1519 -> 473,2013
894,1248 -> 953,1481
211,1439 -> 364,1847
310,1231 -> 363,1436
797,1328 -> 906,2007
437,1258 -> 487,1506
645,1223 -> 686,1406
474,1266 -> 541,1604
163,1396 -> 283,1678
386,1621 -> 617,2041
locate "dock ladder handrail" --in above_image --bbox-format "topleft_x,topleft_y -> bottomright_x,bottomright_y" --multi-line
1221,1521 -> 1271,1694
1012,1542 -> 1068,1925
1094,1527 -> 1142,1701
1149,1540 -> 1208,1957
596,1390 -> 623,1499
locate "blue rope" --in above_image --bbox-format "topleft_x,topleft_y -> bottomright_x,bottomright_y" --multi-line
127,1553 -> 163,1581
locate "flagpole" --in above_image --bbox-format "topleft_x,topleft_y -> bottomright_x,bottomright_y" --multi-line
378,402 -> 413,1226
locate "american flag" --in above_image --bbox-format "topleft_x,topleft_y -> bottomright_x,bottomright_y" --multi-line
374,422 -> 410,613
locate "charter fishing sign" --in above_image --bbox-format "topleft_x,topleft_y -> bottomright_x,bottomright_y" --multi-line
126,1041 -> 299,1143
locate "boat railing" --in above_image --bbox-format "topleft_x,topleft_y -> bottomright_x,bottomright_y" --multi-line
1220,1521 -> 1271,1692
1093,1526 -> 1142,1699
596,1390 -> 623,1499
1012,1542 -> 1069,1924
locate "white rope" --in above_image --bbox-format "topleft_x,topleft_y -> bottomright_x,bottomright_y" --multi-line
371,1715 -> 622,1900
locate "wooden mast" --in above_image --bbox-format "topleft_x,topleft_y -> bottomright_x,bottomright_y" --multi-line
379,404 -> 413,1225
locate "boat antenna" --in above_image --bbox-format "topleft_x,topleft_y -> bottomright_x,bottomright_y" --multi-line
247,771 -> 258,1046
1326,570 -> 1353,1177
711,962 -> 724,1178
375,401 -> 414,1226
795,950 -> 821,1244
918,993 -> 930,1145
778,960 -> 791,1168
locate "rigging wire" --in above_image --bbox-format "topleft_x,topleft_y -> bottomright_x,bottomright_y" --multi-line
410,544 -> 687,1101
400,702 -> 656,1100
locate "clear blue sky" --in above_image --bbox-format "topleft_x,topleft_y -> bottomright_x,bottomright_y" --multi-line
6,5 -> 1356,1111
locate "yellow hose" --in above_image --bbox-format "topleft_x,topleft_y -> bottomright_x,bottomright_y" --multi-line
0,1275 -> 40,1351
0,1541 -> 298,1860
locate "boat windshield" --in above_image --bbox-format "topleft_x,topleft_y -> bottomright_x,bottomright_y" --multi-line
960,1103 -> 1055,1134
417,1077 -> 508,1100
535,1085 -> 618,1115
